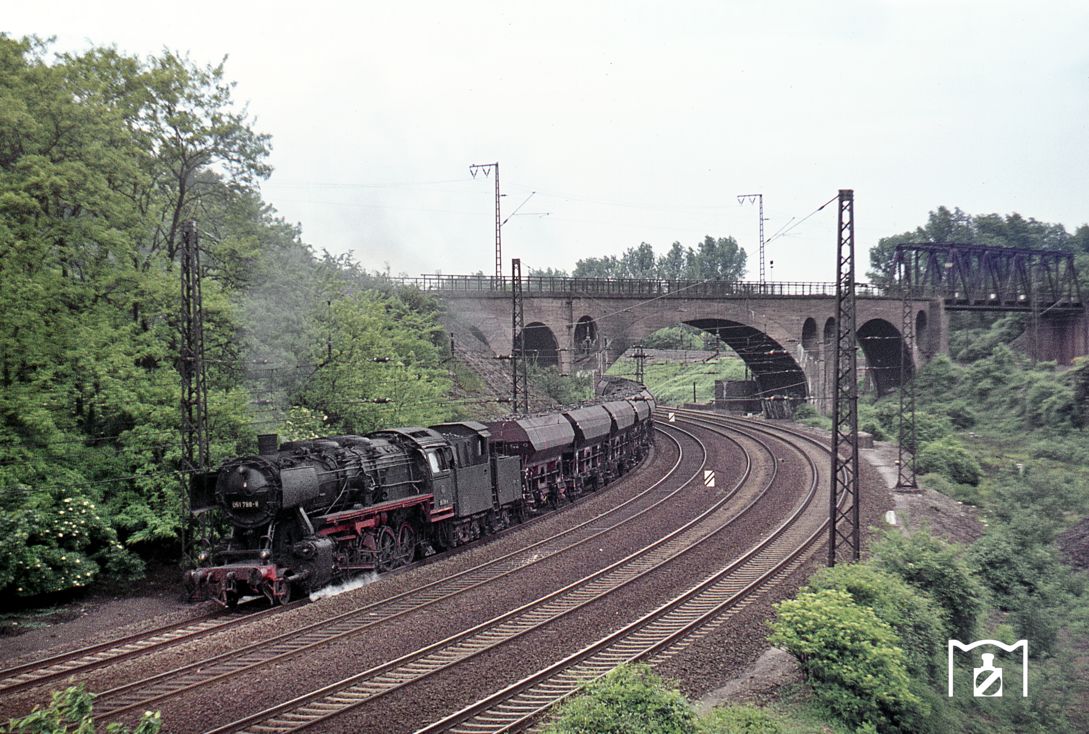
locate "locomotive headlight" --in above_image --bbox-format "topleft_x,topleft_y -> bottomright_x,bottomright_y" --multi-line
259,549 -> 272,561
197,551 -> 209,563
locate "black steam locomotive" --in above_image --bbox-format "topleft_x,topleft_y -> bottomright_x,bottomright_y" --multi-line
185,391 -> 655,606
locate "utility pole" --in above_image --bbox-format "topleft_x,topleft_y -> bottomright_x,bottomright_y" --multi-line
737,193 -> 766,284
829,189 -> 860,566
470,162 -> 501,280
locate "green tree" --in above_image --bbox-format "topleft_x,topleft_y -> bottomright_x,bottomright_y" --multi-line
688,235 -> 746,280
301,291 -> 453,433
0,36 -> 279,593
657,241 -> 689,279
574,237 -> 746,280
573,253 -> 623,278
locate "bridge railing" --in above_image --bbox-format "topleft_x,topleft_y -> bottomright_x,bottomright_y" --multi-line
388,274 -> 893,298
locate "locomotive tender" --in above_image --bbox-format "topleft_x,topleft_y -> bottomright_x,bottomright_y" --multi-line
185,391 -> 655,606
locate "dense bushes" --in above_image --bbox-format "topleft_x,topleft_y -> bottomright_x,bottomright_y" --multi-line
765,533 -> 984,732
544,665 -> 695,734
544,665 -> 789,734
0,492 -> 141,598
804,563 -> 946,683
915,439 -> 981,485
769,589 -> 926,732
870,531 -> 984,643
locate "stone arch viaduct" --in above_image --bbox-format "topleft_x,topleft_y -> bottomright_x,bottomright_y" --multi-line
409,276 -> 956,411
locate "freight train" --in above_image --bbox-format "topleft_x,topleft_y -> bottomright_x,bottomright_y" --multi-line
184,390 -> 655,606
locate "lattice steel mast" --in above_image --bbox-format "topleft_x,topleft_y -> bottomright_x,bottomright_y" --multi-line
470,162 -> 502,279
179,220 -> 210,476
829,190 -> 860,565
895,252 -> 918,489
511,258 -> 529,414
737,193 -> 766,285
179,221 -> 210,563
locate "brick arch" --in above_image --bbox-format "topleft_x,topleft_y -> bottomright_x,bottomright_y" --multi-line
801,317 -> 819,356
520,321 -> 560,368
597,313 -> 808,400
574,316 -> 597,354
858,318 -> 911,396
684,318 -> 808,400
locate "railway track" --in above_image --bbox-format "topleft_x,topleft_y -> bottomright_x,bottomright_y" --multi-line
0,601 -> 282,697
421,411 -> 840,733
2,429 -> 667,705
91,424 -> 709,722
203,415 -> 794,733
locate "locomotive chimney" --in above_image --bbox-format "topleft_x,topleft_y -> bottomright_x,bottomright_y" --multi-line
257,433 -> 279,456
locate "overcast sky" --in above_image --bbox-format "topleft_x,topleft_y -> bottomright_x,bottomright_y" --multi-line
7,1 -> 1089,282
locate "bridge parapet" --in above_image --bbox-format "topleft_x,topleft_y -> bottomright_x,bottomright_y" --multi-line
390,274 -> 893,299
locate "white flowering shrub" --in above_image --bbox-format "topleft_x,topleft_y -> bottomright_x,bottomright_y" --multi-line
0,489 -> 142,598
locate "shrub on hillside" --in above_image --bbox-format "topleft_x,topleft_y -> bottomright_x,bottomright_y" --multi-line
913,355 -> 961,397
968,521 -> 1080,656
909,412 -> 954,451
943,399 -> 978,429
804,563 -> 947,683
855,403 -> 889,441
917,472 -> 982,506
768,589 -> 927,733
916,439 -> 981,486
871,530 -> 985,643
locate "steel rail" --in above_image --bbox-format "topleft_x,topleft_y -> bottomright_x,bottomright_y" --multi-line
3,423 -> 660,697
1,435 -> 642,698
208,418 -> 787,733
419,411 -> 834,733
0,600 -> 285,696
95,426 -> 697,720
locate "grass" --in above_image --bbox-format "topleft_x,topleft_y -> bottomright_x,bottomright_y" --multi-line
607,353 -> 747,404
